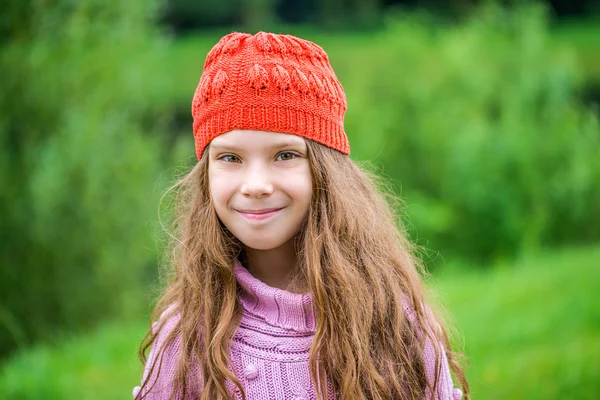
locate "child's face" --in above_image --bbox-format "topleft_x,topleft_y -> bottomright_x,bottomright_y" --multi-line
208,130 -> 312,251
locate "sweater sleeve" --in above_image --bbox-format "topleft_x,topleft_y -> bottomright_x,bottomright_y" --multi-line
403,299 -> 463,400
133,309 -> 185,400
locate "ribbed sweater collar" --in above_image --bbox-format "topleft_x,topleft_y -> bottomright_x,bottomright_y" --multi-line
234,259 -> 316,334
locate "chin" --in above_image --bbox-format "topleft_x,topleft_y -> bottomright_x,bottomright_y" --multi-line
237,233 -> 290,251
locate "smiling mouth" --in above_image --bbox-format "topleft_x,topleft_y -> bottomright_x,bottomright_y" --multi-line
236,207 -> 284,221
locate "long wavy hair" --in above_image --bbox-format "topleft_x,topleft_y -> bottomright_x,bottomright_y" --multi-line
137,139 -> 469,400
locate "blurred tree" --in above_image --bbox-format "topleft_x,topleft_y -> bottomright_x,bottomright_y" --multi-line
277,0 -> 318,23
160,0 -> 279,33
338,2 -> 600,265
157,0 -> 600,33
546,0 -> 600,17
0,0 -> 169,359
241,0 -> 280,32
160,0 -> 240,32
382,0 -> 600,18
316,0 -> 383,29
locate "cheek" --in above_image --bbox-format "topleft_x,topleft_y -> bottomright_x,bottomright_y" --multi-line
286,167 -> 313,208
300,177 -> 313,206
208,170 -> 235,210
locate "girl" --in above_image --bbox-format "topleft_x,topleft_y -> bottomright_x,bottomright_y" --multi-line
133,31 -> 469,400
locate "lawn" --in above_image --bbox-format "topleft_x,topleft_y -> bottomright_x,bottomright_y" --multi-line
432,245 -> 600,399
1,245 -> 599,399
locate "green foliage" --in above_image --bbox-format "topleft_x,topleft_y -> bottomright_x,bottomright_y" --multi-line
162,0 -> 279,32
0,0 -> 170,358
2,245 -> 599,399
553,17 -> 600,82
334,4 -> 600,264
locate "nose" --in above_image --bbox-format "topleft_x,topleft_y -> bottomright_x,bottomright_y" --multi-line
240,163 -> 274,198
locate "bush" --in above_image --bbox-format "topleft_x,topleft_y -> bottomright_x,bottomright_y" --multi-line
335,3 -> 600,265
0,0 -> 170,358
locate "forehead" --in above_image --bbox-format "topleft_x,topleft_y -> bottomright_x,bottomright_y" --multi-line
209,130 -> 306,151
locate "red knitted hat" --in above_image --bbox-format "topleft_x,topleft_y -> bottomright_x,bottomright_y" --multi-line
191,32 -> 350,160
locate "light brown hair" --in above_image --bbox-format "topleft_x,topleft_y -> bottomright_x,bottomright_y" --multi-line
138,139 -> 469,399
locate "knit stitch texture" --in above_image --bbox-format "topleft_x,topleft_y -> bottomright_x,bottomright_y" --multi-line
133,260 -> 462,400
191,32 -> 350,160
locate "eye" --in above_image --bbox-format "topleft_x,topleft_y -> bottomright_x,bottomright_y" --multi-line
218,154 -> 241,163
276,152 -> 298,161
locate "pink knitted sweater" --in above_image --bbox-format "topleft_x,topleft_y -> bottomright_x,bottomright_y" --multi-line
133,261 -> 463,399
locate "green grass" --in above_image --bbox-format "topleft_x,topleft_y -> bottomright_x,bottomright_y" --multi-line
432,245 -> 600,399
1,245 -> 599,399
0,322 -> 147,399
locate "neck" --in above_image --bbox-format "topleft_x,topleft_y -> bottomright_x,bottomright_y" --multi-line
241,238 -> 306,293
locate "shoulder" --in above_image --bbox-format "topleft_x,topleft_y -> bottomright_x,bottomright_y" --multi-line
401,296 -> 462,400
152,304 -> 181,345
133,305 -> 186,400
401,295 -> 443,338
148,304 -> 183,364
150,303 -> 185,374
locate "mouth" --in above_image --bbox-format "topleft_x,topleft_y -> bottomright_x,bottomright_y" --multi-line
236,207 -> 285,221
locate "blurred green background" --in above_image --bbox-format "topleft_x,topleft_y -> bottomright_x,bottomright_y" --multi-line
1,0 -> 599,399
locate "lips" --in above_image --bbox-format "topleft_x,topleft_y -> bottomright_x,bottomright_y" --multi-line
237,207 -> 282,214
236,207 -> 284,221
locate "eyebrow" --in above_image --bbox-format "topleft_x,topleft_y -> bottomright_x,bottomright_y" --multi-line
210,141 -> 305,152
